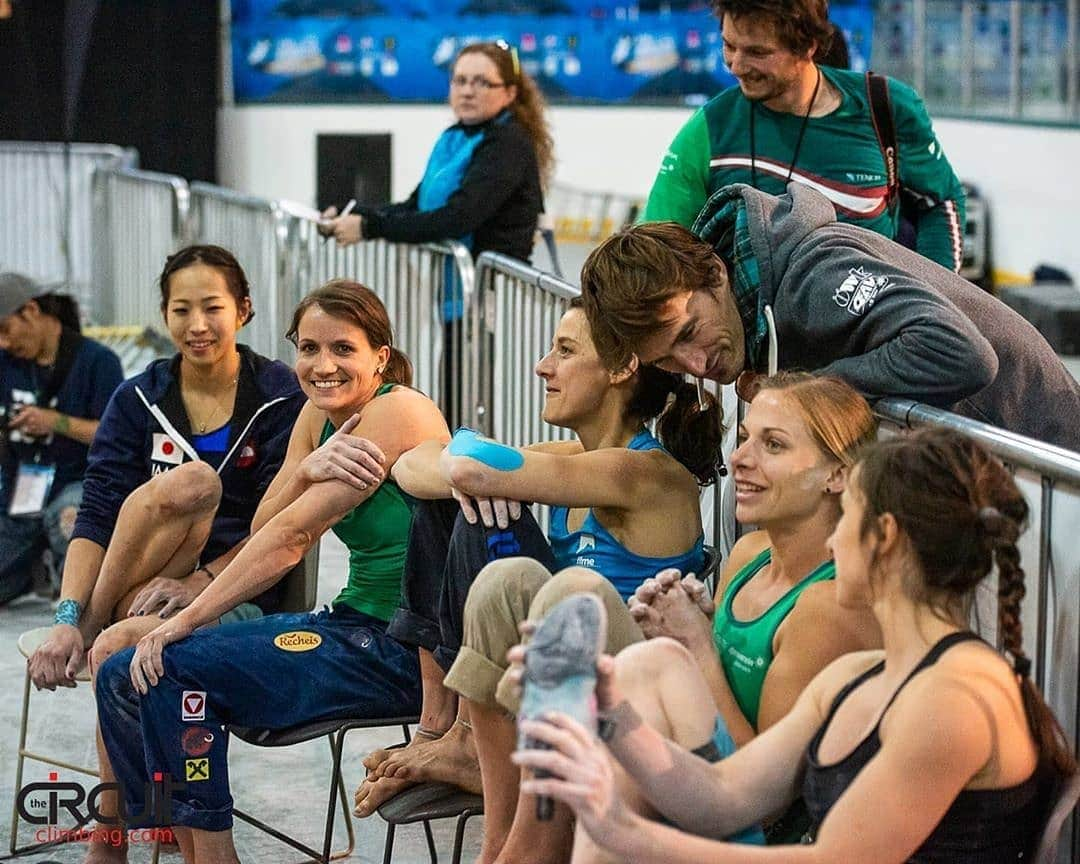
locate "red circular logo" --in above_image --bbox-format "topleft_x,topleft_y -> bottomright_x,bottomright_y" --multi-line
181,726 -> 215,757
162,441 -> 174,455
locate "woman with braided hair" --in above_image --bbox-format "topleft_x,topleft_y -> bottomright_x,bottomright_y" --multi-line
512,427 -> 1074,862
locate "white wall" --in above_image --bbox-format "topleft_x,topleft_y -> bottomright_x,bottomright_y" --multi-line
219,104 -> 1080,282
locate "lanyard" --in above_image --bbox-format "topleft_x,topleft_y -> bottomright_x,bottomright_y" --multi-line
749,65 -> 822,190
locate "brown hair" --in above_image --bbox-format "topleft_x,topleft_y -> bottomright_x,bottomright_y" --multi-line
579,221 -> 730,371
456,42 -> 555,188
567,296 -> 725,486
712,0 -> 833,57
286,280 -> 412,386
756,372 -> 877,466
856,428 -> 1077,779
159,245 -> 254,324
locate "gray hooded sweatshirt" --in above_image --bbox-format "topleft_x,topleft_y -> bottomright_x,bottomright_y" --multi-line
735,183 -> 1080,453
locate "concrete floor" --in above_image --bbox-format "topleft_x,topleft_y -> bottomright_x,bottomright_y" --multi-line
0,534 -> 483,864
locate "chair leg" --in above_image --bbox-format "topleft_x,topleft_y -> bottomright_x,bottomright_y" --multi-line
381,822 -> 396,864
322,731 -> 345,863
451,811 -> 479,864
333,741 -> 355,861
423,819 -> 438,864
8,669 -> 32,854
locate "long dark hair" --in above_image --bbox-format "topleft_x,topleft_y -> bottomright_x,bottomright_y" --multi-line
570,297 -> 724,486
159,245 -> 254,324
287,280 -> 412,387
856,428 -> 1077,779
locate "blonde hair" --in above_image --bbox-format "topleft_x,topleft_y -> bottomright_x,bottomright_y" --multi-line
756,372 -> 877,466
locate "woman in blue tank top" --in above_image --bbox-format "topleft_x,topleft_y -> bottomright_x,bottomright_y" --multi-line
515,429 -> 1074,864
353,296 -> 723,821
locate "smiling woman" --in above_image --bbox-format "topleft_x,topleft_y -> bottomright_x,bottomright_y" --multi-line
93,279 -> 450,864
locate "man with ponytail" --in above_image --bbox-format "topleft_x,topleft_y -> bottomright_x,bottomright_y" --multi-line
512,427 -> 1073,863
0,273 -> 123,605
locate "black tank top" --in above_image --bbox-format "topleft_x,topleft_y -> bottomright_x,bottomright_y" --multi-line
802,631 -> 1052,862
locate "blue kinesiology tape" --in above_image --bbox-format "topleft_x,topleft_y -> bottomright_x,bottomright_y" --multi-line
448,427 -> 524,471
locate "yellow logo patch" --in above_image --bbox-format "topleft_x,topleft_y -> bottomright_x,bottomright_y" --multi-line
185,758 -> 210,781
273,631 -> 323,652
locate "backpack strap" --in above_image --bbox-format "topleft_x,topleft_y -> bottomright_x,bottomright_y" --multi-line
865,71 -> 900,209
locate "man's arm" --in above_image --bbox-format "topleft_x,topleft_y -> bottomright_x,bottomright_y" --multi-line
890,77 -> 967,272
640,110 -> 713,228
791,249 -> 997,406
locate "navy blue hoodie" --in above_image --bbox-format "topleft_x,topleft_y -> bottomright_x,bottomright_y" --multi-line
72,345 -> 305,612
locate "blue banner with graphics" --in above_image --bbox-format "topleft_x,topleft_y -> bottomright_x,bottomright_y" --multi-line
231,0 -> 875,104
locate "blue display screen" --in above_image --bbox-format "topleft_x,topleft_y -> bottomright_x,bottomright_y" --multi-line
231,0 -> 876,105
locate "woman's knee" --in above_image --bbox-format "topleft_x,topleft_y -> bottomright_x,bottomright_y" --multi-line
614,637 -> 694,690
530,567 -> 644,654
89,623 -> 145,678
133,462 -> 222,520
462,557 -> 553,628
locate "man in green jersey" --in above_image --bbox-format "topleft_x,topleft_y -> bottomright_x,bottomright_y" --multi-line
642,0 -> 967,272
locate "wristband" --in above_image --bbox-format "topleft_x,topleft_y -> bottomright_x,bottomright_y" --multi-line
55,598 -> 82,627
447,427 -> 524,471
53,413 -> 70,435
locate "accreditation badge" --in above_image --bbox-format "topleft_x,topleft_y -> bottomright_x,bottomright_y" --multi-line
8,461 -> 56,517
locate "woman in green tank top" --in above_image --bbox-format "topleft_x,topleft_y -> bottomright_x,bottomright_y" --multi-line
610,373 -> 882,846
121,280 -> 449,864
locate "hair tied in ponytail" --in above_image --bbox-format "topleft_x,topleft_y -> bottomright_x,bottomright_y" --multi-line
1012,654 -> 1033,678
977,506 -> 1017,546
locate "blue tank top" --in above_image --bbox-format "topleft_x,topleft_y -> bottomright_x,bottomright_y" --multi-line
548,429 -> 704,600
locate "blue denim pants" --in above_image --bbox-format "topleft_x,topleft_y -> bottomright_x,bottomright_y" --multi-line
95,605 -> 421,831
0,480 -> 82,604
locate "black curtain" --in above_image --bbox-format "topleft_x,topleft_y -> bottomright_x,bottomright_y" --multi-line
0,0 -> 218,182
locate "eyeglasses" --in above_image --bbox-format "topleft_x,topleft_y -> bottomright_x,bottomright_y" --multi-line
450,75 -> 508,90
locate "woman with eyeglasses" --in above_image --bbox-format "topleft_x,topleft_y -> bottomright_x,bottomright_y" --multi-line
321,40 -> 551,265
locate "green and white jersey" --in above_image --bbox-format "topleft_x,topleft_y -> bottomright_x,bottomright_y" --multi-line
642,66 -> 966,272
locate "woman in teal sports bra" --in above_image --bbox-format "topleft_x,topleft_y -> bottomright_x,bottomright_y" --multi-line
354,296 -> 724,861
99,280 -> 449,864
614,372 -> 882,845
515,428 -> 1074,864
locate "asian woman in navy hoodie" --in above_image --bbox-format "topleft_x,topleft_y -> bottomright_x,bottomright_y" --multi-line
26,244 -> 305,862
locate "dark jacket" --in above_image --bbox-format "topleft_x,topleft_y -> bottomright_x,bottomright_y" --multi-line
360,114 -> 543,263
1,335 -> 124,507
72,345 -> 306,612
724,184 -> 1080,452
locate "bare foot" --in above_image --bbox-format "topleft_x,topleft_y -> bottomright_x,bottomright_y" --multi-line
353,720 -> 481,817
361,726 -> 442,774
82,832 -> 127,864
353,773 -> 415,817
376,718 -> 480,791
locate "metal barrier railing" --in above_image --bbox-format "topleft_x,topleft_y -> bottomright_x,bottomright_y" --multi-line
187,182 -> 288,361
92,167 -> 190,328
0,142 -> 136,312
877,398 -> 1080,864
280,216 -> 476,426
474,252 -> 579,444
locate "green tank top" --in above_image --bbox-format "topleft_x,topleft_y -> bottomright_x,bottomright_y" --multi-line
320,384 -> 415,622
712,549 -> 835,728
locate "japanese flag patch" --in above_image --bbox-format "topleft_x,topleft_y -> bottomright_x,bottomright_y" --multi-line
152,433 -> 184,466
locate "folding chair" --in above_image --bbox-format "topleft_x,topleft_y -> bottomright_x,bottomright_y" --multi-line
9,627 -> 97,857
700,544 -> 723,598
227,715 -> 418,863
1032,771 -> 1080,864
377,782 -> 483,864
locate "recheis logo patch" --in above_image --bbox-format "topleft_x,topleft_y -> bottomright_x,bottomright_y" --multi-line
273,631 -> 323,652
185,758 -> 210,782
181,690 -> 206,721
181,726 -> 215,757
